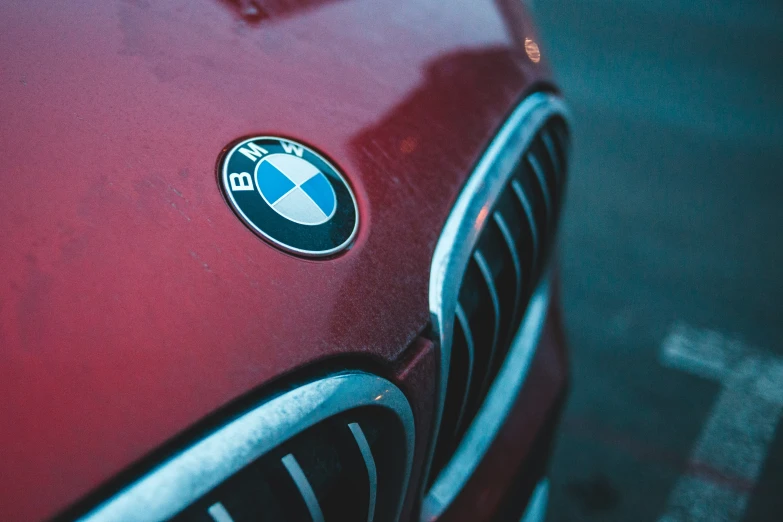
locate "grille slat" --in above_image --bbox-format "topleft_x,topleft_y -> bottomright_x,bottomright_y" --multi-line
513,159 -> 548,239
525,152 -> 552,221
494,189 -> 535,299
435,304 -> 474,446
281,454 -> 326,522
540,130 -> 563,185
492,211 -> 522,333
347,423 -> 377,522
472,251 -> 500,360
510,178 -> 540,267
477,223 -> 518,340
451,304 -> 476,436
531,135 -> 559,205
459,259 -> 496,385
468,251 -> 501,415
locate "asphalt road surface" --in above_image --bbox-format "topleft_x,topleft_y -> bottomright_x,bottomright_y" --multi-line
531,0 -> 783,520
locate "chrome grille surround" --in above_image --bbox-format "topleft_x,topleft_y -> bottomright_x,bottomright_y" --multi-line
422,92 -> 569,519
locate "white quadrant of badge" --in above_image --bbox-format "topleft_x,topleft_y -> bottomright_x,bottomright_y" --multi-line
255,154 -> 337,226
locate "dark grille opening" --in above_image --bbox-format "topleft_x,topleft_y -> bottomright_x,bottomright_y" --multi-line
170,408 -> 406,522
429,114 -> 569,485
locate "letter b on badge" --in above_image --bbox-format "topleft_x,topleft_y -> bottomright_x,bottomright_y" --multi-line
229,172 -> 254,191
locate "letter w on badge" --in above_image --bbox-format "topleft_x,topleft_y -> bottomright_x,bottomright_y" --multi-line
281,141 -> 304,157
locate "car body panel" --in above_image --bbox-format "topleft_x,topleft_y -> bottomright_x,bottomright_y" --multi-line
0,0 -> 554,520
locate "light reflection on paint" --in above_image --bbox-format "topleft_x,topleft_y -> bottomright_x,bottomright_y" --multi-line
524,38 -> 541,63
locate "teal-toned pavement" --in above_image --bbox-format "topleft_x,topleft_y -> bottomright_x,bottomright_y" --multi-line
533,0 -> 783,520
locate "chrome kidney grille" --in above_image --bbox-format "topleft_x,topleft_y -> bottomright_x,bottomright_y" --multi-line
425,92 -> 569,511
75,372 -> 414,522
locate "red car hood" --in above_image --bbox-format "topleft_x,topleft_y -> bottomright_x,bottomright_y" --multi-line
0,0 -> 551,519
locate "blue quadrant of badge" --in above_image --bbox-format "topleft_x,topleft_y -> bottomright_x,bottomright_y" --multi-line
256,161 -> 295,204
256,160 -> 336,217
301,172 -> 336,216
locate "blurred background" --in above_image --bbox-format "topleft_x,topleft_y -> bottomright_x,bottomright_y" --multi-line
529,0 -> 783,520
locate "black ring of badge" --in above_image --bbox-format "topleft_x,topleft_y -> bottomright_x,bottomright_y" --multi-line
220,136 -> 359,257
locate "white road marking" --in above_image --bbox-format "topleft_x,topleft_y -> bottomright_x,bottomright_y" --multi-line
658,323 -> 783,522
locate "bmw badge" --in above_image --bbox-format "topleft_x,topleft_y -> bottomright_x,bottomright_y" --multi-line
220,136 -> 359,257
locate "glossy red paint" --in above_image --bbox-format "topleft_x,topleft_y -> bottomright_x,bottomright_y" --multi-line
0,0 -> 557,520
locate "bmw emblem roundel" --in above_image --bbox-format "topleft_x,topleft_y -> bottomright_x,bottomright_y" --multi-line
220,136 -> 359,257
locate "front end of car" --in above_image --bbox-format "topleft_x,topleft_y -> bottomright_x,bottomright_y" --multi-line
0,1 -> 569,521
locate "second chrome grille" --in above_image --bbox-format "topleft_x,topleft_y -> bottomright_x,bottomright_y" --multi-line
425,93 -> 569,498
